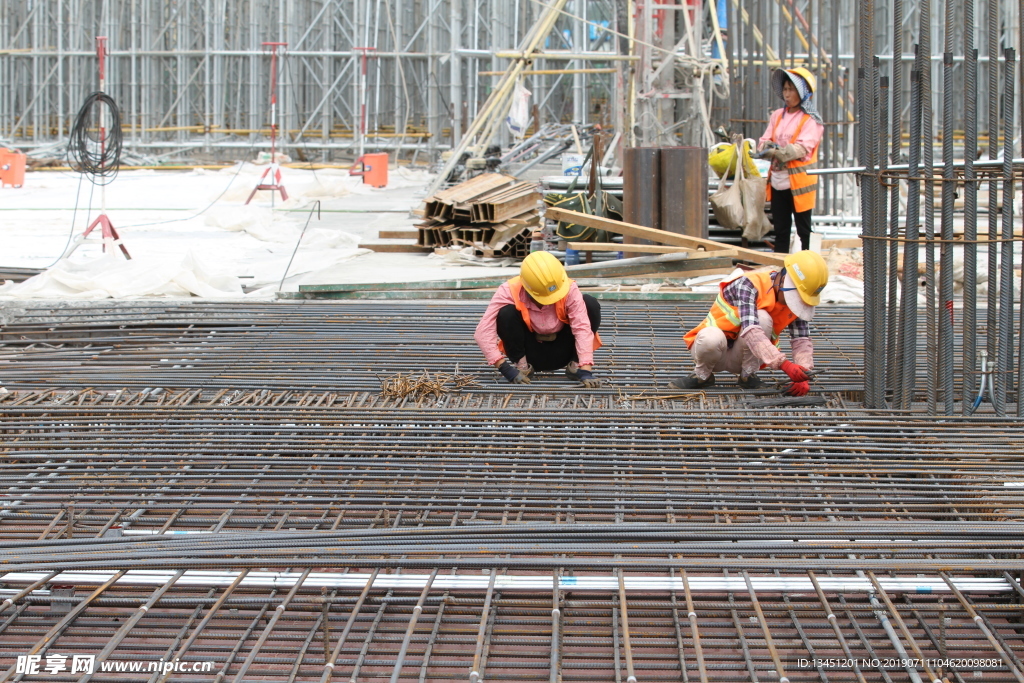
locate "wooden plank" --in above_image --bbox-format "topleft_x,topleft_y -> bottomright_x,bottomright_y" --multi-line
820,238 -> 863,249
564,254 -> 735,278
357,243 -> 434,253
570,242 -> 739,257
379,229 -> 420,239
546,207 -> 786,267
651,267 -> 736,280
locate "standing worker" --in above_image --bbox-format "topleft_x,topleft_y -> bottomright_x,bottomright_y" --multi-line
668,250 -> 828,395
475,251 -> 602,387
757,67 -> 825,253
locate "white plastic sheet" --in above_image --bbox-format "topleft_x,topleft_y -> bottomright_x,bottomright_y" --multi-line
0,252 -> 244,299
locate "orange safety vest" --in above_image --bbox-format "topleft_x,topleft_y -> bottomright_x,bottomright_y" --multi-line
765,112 -> 819,213
683,270 -> 797,349
498,276 -> 602,353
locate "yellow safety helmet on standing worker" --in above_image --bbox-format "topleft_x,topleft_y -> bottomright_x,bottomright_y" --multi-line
772,67 -> 817,102
520,251 -> 571,305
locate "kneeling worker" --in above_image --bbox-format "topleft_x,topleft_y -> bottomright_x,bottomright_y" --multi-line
670,250 -> 828,396
474,251 -> 602,387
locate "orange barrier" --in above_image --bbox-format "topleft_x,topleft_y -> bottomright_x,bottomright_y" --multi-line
349,152 -> 388,188
0,149 -> 26,188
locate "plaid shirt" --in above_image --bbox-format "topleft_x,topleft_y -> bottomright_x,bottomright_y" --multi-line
722,271 -> 810,339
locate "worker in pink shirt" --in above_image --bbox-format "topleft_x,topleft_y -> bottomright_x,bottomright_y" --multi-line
757,67 -> 825,253
474,251 -> 602,387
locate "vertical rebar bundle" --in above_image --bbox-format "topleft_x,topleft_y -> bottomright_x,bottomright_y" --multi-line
920,0 -> 937,415
962,10 -> 979,414
986,0 -> 1002,411
996,48 -> 1016,413
886,0 -> 904,401
862,0 -> 1021,415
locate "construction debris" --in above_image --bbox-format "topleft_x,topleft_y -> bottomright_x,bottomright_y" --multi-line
377,369 -> 481,399
417,173 -> 541,258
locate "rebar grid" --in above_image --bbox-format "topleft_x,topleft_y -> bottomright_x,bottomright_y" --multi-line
0,301 -> 1006,409
1,301 -> 1022,681
0,576 -> 1022,682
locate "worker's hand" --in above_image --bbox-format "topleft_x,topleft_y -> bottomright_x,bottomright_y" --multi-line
574,368 -> 601,388
498,360 -> 532,384
786,380 -> 810,397
780,360 -> 809,383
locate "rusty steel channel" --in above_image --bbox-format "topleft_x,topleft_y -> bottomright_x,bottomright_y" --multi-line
0,301 -> 1022,681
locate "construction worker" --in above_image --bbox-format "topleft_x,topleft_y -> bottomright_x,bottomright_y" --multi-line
669,250 -> 828,395
757,67 -> 824,253
474,251 -> 601,387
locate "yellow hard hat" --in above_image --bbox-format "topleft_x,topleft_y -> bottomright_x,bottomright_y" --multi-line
772,67 -> 816,101
520,251 -> 570,305
783,250 -> 829,306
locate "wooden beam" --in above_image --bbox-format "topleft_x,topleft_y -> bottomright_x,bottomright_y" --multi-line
569,242 -> 740,258
564,254 -> 734,278
546,207 -> 787,267
378,230 -> 420,239
571,242 -> 687,254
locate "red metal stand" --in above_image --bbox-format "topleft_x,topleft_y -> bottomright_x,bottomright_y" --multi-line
79,214 -> 131,259
246,42 -> 289,205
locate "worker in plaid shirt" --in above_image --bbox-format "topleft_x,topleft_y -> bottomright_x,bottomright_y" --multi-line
671,251 -> 829,396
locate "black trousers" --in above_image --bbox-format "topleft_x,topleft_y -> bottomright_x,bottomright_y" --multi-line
496,294 -> 601,371
770,188 -> 813,253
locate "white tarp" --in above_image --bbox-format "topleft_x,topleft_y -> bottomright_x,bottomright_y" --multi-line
0,165 -> 435,299
0,251 -> 244,299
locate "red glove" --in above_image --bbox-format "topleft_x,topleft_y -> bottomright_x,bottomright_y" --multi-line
786,380 -> 810,397
780,360 -> 809,383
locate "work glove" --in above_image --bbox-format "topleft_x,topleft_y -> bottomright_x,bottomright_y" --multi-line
498,360 -> 531,384
574,368 -> 601,388
786,380 -> 810,397
774,143 -> 808,163
756,142 -> 779,159
780,360 -> 809,383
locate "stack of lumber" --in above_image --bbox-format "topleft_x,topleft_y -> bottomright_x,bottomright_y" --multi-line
417,173 -> 540,259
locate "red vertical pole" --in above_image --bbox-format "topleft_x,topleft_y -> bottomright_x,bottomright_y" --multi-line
262,42 -> 287,161
360,50 -> 368,137
246,43 -> 290,205
352,47 -> 376,159
96,37 -> 108,160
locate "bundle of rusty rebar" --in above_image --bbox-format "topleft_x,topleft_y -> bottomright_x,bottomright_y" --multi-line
377,369 -> 480,399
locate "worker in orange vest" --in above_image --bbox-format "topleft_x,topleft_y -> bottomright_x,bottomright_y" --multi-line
669,250 -> 829,395
474,251 -> 602,387
757,67 -> 825,253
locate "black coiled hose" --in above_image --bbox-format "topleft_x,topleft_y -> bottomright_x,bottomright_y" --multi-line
67,91 -> 123,184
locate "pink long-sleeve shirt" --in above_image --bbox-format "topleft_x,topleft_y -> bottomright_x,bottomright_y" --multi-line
474,280 -> 595,366
759,108 -> 824,190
